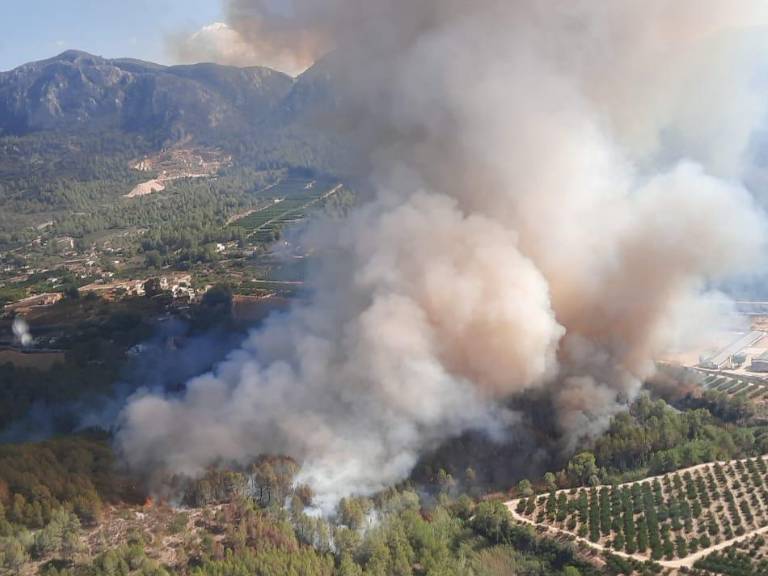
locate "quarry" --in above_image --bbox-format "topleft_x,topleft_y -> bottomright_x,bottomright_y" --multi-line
125,148 -> 232,198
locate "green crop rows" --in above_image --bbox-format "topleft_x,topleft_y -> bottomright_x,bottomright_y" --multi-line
703,376 -> 768,400
234,177 -> 339,242
694,534 -> 768,576
515,458 -> 768,562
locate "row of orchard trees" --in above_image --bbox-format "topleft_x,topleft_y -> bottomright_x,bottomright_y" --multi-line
517,456 -> 768,561
517,408 -> 765,502
521,396 -> 768,494
694,535 -> 768,576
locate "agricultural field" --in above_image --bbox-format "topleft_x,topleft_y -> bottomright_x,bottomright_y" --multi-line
701,374 -> 768,401
699,373 -> 768,421
231,177 -> 343,243
508,456 -> 768,569
693,533 -> 768,576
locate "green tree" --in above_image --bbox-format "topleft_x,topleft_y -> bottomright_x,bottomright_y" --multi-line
568,452 -> 598,485
517,479 -> 534,497
339,552 -> 364,576
3,539 -> 28,572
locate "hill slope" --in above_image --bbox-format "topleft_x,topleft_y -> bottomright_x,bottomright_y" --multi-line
0,50 -> 294,145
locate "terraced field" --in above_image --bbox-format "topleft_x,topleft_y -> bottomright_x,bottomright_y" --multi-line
507,456 -> 768,569
701,374 -> 768,401
232,177 -> 343,242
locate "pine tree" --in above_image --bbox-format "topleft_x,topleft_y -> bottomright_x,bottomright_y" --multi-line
339,553 -> 364,576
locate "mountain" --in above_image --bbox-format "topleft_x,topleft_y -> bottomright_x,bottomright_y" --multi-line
0,50 -> 295,146
0,50 -> 355,245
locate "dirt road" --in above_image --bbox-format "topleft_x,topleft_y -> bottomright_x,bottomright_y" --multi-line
504,499 -> 768,568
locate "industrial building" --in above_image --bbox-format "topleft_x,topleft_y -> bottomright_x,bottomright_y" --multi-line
699,331 -> 766,369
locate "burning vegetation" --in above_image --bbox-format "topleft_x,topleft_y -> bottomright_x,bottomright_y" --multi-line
4,0 -> 768,575
121,0 -> 768,512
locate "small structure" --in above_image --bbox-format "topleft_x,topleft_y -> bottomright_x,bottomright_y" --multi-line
79,279 -> 146,300
733,353 -> 748,367
3,292 -> 63,313
751,350 -> 768,372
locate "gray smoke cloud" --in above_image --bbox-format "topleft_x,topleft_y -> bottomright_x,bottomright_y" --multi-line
122,0 -> 768,508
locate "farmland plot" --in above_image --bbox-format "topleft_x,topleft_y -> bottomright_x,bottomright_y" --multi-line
233,177 -> 343,243
508,457 -> 768,568
693,534 -> 768,576
700,374 -> 768,420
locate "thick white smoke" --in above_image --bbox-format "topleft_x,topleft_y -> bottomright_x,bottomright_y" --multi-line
121,1 -> 768,507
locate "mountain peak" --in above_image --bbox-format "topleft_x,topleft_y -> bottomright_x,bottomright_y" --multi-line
51,49 -> 103,64
0,49 -> 297,143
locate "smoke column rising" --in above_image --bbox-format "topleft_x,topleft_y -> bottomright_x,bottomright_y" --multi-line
121,1 -> 768,507
12,317 -> 32,347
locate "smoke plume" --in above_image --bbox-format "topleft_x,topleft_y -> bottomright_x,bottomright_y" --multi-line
122,1 -> 768,507
170,22 -> 311,76
12,317 -> 32,347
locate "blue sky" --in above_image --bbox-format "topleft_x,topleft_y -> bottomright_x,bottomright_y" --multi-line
0,0 -> 225,71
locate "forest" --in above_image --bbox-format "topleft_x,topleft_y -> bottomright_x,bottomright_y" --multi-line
0,432 -> 602,576
0,390 -> 764,575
